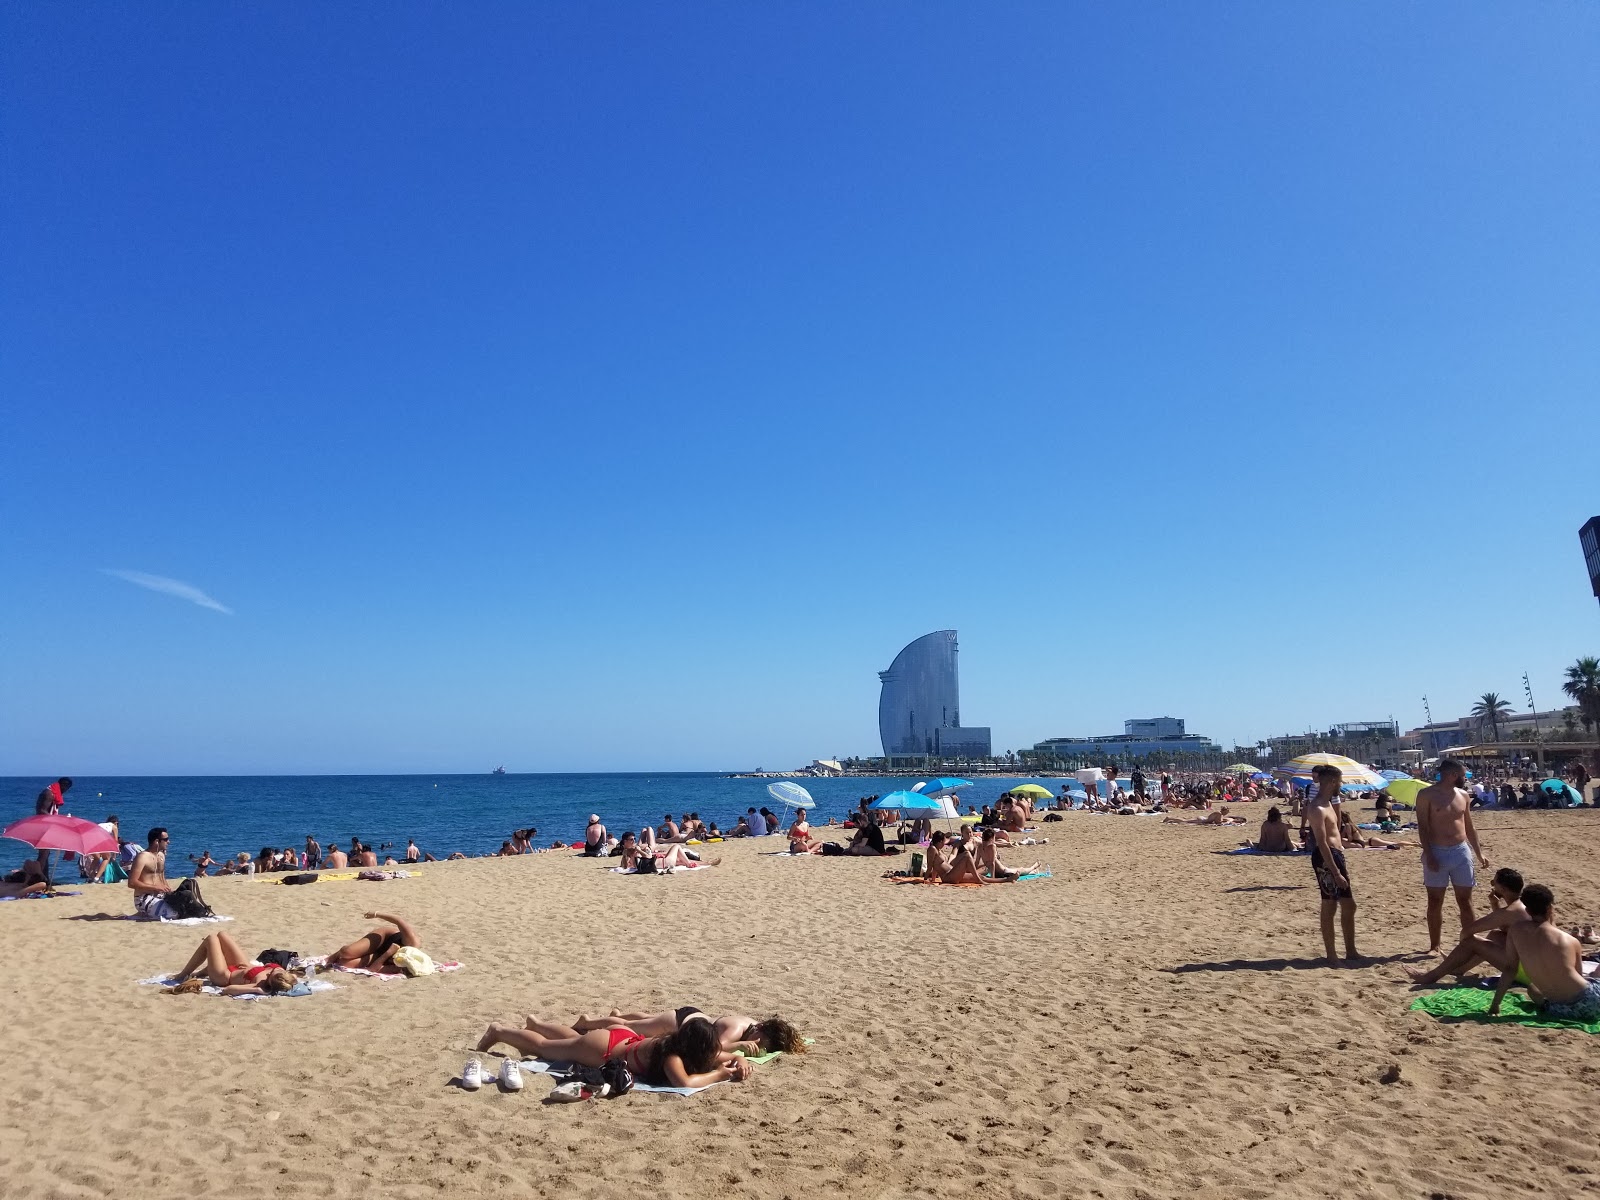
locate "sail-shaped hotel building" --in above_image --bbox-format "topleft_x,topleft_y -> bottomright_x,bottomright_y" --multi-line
877,630 -> 991,760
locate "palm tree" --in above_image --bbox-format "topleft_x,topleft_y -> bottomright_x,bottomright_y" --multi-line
1563,657 -> 1600,746
1471,692 -> 1513,744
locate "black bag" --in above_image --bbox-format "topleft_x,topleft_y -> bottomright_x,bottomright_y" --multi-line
635,856 -> 659,874
599,1059 -> 633,1097
258,949 -> 297,968
165,877 -> 214,920
282,873 -> 319,885
820,842 -> 845,856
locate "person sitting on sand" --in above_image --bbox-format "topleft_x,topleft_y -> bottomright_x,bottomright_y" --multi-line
447,851 -> 467,860
975,826 -> 1040,881
323,843 -> 348,869
476,1013 -> 754,1090
1405,868 -> 1528,987
788,814 -> 821,855
939,837 -> 986,884
0,864 -> 49,897
355,841 -> 379,868
847,820 -> 890,857
572,1007 -> 804,1058
1250,807 -> 1299,852
169,931 -> 297,996
583,815 -> 608,857
325,912 -> 421,973
658,814 -> 683,842
1490,884 -> 1600,1022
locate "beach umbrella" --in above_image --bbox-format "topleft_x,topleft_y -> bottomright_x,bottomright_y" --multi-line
1249,772 -> 1273,782
871,790 -> 943,815
1383,778 -> 1428,805
1539,779 -> 1582,807
916,777 -> 973,798
766,782 -> 815,809
1008,784 -> 1054,801
2,814 -> 116,856
1225,763 -> 1260,774
1378,770 -> 1413,781
1273,753 -> 1385,790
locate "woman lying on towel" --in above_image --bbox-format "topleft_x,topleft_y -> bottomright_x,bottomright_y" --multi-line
170,931 -> 297,996
616,832 -> 718,871
572,1007 -> 804,1057
324,912 -> 421,973
476,1012 -> 755,1089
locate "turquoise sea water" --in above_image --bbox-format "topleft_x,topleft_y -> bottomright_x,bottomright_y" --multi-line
0,773 -> 1070,875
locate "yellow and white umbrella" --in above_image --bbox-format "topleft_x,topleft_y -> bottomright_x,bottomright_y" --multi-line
1272,753 -> 1385,790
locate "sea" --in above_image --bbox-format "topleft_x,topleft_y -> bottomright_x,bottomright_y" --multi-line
0,772 -> 1071,876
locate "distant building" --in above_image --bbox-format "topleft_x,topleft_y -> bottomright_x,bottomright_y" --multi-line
878,630 -> 992,760
1406,708 -> 1580,757
1582,517 -> 1600,608
1033,717 -> 1220,760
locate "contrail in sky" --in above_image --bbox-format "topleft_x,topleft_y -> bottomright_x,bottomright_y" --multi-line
101,569 -> 234,615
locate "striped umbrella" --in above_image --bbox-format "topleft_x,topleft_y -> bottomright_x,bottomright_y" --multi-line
1272,753 -> 1385,790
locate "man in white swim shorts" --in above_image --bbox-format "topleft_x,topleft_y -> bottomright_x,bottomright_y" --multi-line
1416,759 -> 1488,955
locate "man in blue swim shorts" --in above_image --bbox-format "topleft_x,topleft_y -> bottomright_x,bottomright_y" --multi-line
1491,884 -> 1600,1024
1416,759 -> 1488,955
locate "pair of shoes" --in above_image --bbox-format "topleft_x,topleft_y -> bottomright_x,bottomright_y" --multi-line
461,1058 -> 523,1092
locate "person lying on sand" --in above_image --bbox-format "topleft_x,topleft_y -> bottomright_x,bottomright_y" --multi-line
325,912 -> 421,973
1337,810 -> 1417,850
618,838 -> 717,871
0,876 -> 49,897
1489,884 -> 1600,1022
476,1013 -> 755,1089
975,826 -> 1040,881
1405,868 -> 1527,986
571,1008 -> 804,1057
1165,806 -> 1245,826
170,931 -> 297,996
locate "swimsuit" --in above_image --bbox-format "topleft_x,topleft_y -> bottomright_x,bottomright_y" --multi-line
1305,830 -> 1352,900
1540,977 -> 1600,1024
675,1006 -> 707,1028
1422,840 -> 1475,889
134,892 -> 177,921
604,1029 -> 671,1087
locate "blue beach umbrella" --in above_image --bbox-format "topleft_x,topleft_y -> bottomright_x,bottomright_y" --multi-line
1250,772 -> 1273,782
1378,770 -> 1413,781
915,777 -> 973,798
872,789 -> 944,815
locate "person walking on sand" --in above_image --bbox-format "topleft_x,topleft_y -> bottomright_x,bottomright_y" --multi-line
1304,765 -> 1358,965
1416,759 -> 1488,954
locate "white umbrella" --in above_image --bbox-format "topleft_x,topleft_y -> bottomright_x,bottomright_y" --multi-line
767,781 -> 815,826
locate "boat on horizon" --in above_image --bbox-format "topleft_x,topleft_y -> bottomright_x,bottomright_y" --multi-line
490,765 -> 506,775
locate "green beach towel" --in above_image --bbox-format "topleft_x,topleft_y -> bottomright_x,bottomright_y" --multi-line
735,1037 -> 815,1065
1409,986 -> 1600,1034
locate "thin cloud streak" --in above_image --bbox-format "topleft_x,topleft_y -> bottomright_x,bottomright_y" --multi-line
101,569 -> 234,615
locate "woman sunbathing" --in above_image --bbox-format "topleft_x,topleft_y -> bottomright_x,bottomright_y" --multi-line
1165,806 -> 1245,826
325,912 -> 421,973
571,1007 -> 803,1057
476,1012 -> 755,1089
1337,810 -> 1417,850
170,931 -> 296,996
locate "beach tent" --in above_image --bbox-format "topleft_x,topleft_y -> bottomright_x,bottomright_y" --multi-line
1539,779 -> 1582,807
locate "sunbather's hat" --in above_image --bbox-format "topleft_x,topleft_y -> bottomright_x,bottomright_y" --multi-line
588,814 -> 599,823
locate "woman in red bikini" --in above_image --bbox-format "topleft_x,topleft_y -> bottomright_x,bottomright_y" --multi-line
475,1013 -> 753,1089
170,931 -> 297,996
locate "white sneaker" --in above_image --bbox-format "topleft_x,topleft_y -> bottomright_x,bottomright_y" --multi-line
461,1058 -> 483,1091
499,1060 -> 524,1091
547,1081 -> 588,1103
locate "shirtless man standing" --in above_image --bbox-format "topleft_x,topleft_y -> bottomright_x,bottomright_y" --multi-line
129,827 -> 176,919
1416,759 -> 1488,954
1405,867 -> 1527,986
1304,766 -> 1358,965
1491,884 -> 1600,1023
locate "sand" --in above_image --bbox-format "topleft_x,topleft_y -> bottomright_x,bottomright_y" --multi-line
2,809 -> 1599,1199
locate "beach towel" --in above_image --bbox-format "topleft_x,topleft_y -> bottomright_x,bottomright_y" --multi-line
125,911 -> 233,925
733,1037 -> 815,1065
299,954 -> 463,979
137,973 -> 336,1001
1220,846 -> 1307,856
517,1057 -> 721,1096
0,890 -> 84,901
889,869 -> 1051,887
1409,986 -> 1600,1034
608,863 -> 711,874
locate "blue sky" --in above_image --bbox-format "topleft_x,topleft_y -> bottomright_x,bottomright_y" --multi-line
3,4 -> 1597,774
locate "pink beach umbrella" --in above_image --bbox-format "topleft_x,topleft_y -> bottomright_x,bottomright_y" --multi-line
2,814 -> 117,856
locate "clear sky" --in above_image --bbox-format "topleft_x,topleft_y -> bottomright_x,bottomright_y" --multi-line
3,4 -> 1597,774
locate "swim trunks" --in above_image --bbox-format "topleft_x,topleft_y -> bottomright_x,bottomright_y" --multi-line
1539,978 -> 1600,1024
134,892 -> 178,921
1422,840 -> 1475,889
1307,833 -> 1352,900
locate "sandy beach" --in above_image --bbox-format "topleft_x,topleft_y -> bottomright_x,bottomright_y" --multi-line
3,809 -> 1599,1199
